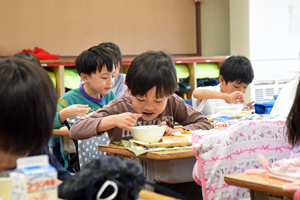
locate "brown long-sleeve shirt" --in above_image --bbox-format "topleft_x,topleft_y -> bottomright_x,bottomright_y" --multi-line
70,92 -> 212,143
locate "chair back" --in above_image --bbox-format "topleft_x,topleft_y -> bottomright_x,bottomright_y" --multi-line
64,114 -> 110,169
77,132 -> 110,168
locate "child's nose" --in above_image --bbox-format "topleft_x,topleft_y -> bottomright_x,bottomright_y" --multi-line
237,87 -> 246,93
108,76 -> 114,85
144,103 -> 154,111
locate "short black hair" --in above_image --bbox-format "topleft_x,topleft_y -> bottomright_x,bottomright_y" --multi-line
99,42 -> 123,72
76,45 -> 115,75
126,51 -> 177,98
0,57 -> 57,155
13,52 -> 41,66
220,55 -> 254,84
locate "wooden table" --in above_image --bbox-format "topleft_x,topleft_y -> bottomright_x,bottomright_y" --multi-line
0,176 -> 179,200
139,189 -> 180,200
98,144 -> 195,185
52,129 -> 70,136
224,173 -> 295,199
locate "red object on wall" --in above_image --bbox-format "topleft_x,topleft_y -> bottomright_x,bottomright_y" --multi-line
23,47 -> 59,60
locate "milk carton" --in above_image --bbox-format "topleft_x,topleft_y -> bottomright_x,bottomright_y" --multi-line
214,116 -> 230,130
10,155 -> 58,200
214,116 -> 239,130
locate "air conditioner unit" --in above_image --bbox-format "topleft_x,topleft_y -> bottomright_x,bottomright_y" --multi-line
249,79 -> 290,102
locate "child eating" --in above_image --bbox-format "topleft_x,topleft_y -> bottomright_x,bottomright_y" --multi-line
192,55 -> 255,115
70,51 -> 212,142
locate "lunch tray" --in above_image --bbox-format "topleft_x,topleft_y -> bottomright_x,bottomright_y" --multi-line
130,139 -> 191,148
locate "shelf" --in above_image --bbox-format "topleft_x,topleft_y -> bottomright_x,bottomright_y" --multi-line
41,56 -> 228,99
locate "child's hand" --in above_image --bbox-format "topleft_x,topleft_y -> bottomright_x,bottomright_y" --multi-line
115,113 -> 142,130
226,91 -> 245,104
158,121 -> 183,136
59,104 -> 90,123
65,104 -> 91,117
164,128 -> 185,136
246,101 -> 255,109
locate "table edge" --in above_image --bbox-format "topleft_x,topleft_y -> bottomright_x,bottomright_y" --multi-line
98,145 -> 195,160
224,174 -> 295,198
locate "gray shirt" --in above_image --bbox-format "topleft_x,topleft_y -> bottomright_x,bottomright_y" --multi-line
112,73 -> 127,97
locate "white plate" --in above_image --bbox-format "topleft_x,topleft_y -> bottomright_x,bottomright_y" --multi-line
214,105 -> 243,113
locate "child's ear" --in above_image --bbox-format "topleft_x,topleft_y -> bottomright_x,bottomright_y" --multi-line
80,73 -> 89,83
127,88 -> 132,96
219,75 -> 225,85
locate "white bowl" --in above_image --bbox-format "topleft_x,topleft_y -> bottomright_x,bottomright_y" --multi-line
214,105 -> 243,113
130,125 -> 167,143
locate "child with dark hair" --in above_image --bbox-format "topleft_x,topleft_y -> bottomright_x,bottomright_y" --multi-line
79,42 -> 127,97
13,51 -> 63,165
54,45 -> 116,128
0,57 -> 70,180
99,42 -> 127,97
192,55 -> 255,115
54,45 -> 117,168
285,80 -> 300,158
13,52 -> 41,66
70,51 -> 212,142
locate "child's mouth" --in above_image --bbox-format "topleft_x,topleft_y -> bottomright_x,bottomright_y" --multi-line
142,112 -> 154,117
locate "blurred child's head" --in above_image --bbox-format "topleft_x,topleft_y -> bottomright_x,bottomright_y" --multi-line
13,52 -> 41,66
286,80 -> 300,147
99,42 -> 123,76
219,55 -> 254,94
125,51 -> 177,121
76,46 -> 116,96
0,57 -> 56,171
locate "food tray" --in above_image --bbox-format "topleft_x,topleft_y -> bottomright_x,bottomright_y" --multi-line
130,139 -> 191,148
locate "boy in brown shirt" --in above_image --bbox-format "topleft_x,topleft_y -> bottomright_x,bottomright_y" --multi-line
70,51 -> 212,143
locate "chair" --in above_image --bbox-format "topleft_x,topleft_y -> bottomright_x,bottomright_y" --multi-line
64,115 -> 110,170
175,64 -> 191,99
196,63 -> 219,87
77,132 -> 110,169
61,135 -> 77,154
184,99 -> 192,107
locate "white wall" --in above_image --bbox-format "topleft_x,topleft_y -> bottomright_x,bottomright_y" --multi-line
249,0 -> 300,60
230,0 -> 300,102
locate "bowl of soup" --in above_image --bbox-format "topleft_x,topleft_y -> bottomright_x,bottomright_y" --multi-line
130,125 -> 167,143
